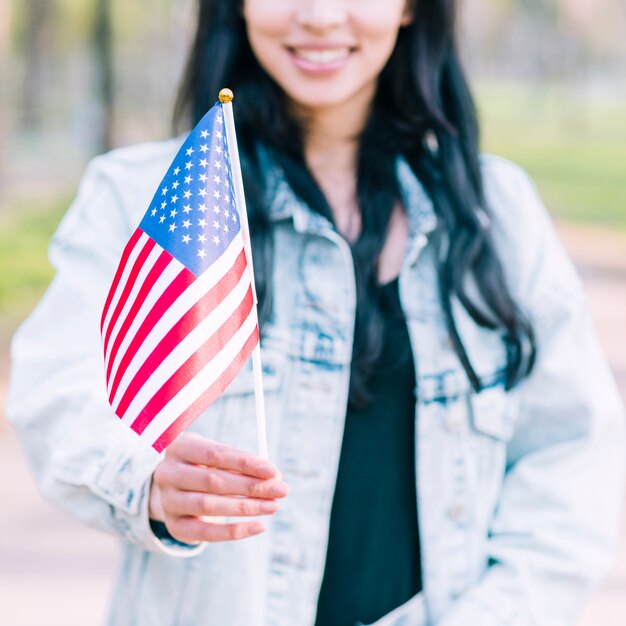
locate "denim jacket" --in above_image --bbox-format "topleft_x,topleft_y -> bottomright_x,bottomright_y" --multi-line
7,138 -> 625,626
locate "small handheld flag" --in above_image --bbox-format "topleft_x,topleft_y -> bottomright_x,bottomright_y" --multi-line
101,90 -> 266,454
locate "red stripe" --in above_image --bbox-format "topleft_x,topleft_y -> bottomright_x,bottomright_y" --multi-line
128,285 -> 255,435
103,237 -> 156,356
105,250 -> 173,383
113,250 -> 247,415
152,326 -> 259,452
101,229 -> 143,332
107,267 -> 195,402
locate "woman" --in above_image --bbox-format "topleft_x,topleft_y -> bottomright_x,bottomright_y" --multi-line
7,1 -> 624,625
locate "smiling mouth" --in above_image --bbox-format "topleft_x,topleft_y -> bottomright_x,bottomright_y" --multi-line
288,47 -> 353,64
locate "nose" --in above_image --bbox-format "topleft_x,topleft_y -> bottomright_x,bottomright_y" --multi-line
296,0 -> 347,30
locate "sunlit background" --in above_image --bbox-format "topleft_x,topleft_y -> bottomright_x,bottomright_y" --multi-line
0,1 -> 625,625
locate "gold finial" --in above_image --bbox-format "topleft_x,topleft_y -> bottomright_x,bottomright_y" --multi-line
219,88 -> 234,103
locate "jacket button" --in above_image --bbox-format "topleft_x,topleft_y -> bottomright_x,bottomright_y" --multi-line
447,502 -> 467,522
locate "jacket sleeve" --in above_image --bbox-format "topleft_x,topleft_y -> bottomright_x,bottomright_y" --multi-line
437,157 -> 625,626
6,154 -> 203,557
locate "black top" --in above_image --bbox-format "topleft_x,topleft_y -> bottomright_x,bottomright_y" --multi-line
314,278 -> 422,626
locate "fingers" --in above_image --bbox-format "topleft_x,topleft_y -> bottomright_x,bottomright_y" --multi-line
165,516 -> 266,544
169,433 -> 278,480
162,490 -> 280,518
155,463 -> 289,499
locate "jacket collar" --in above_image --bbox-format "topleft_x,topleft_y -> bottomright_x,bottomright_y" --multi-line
258,144 -> 438,239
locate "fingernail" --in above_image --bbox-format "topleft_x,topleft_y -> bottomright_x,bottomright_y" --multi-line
270,481 -> 288,497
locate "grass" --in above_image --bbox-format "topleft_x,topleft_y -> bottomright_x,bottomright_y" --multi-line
0,194 -> 69,335
476,82 -> 626,230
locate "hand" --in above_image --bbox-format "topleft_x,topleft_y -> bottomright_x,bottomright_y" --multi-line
149,432 -> 288,544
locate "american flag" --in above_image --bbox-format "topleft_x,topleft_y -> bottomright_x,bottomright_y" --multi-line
101,103 -> 259,452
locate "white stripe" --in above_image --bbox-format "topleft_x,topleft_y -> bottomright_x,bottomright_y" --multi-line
109,234 -> 245,406
102,232 -> 150,337
104,244 -> 164,364
141,310 -> 259,446
118,263 -> 252,424
106,257 -> 183,390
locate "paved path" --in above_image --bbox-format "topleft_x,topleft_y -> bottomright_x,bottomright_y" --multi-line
0,222 -> 624,625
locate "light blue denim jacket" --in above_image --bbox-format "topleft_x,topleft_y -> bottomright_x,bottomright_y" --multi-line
7,138 -> 625,626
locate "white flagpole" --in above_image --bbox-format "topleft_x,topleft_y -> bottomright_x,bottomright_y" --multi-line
220,88 -> 268,459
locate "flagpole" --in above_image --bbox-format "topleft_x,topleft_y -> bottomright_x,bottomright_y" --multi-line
219,88 -> 268,460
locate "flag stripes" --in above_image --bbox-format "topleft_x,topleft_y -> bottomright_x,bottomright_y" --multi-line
102,225 -> 258,449
152,325 -> 259,453
102,234 -> 156,354
130,284 -> 255,435
115,249 -> 250,421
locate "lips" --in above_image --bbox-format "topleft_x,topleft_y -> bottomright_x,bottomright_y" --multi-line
286,45 -> 354,74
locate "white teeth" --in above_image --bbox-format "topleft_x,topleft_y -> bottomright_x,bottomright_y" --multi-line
292,48 -> 350,64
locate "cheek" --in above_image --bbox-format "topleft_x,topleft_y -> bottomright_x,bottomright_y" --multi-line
353,6 -> 410,60
243,1 -> 288,42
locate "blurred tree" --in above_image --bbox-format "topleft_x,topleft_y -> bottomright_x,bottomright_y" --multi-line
22,0 -> 51,129
94,0 -> 114,152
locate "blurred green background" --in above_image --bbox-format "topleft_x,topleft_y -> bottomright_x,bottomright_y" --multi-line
0,0 -> 625,339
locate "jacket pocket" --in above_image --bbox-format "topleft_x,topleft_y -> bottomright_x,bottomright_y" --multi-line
469,383 -> 518,442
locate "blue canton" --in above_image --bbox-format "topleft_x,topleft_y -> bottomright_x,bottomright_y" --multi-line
140,104 -> 240,277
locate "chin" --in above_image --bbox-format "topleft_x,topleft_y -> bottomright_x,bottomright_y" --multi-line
282,84 -> 364,113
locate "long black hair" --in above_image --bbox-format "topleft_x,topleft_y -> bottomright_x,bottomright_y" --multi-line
174,0 -> 536,407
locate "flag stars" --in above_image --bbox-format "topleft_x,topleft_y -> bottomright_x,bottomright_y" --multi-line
199,173 -> 208,183
171,180 -> 180,190
173,167 -> 180,176
213,205 -> 221,215
161,201 -> 167,210
169,223 -> 177,232
223,209 -> 230,219
183,190 -> 192,200
223,223 -> 230,234
213,219 -> 220,229
159,215 -> 166,224
215,145 -> 223,155
182,234 -> 191,244
214,175 -> 221,185
214,160 -> 223,170
198,218 -> 207,228
213,190 -> 221,200
184,175 -> 192,185
198,203 -> 208,213
183,204 -> 192,214
213,235 -> 220,245
170,208 -> 178,218
161,187 -> 168,196
197,249 -> 206,259
199,158 -> 208,168
182,219 -> 191,229
151,208 -> 157,217
170,194 -> 179,203
198,233 -> 207,243
200,144 -> 209,153
186,147 -> 195,156
200,129 -> 209,139
185,161 -> 193,170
